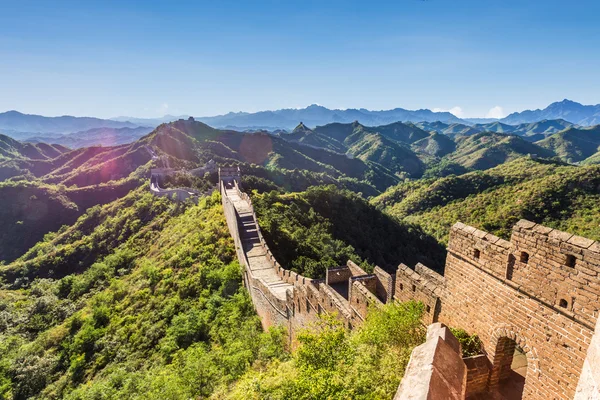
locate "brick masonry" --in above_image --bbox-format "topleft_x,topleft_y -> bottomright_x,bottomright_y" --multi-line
219,168 -> 393,346
216,168 -> 600,399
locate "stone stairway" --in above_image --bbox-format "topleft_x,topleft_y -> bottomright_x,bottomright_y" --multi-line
224,188 -> 292,301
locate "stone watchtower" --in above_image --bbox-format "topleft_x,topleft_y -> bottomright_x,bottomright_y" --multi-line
218,166 -> 241,188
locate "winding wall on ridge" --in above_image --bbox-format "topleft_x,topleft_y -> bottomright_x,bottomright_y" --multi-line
218,167 -> 392,345
156,165 -> 600,399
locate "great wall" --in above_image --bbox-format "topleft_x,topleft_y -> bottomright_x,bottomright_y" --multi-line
150,165 -> 600,400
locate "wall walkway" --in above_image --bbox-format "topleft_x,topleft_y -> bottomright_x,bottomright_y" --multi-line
155,164 -> 600,400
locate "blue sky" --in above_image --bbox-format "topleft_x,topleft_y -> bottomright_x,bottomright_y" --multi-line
1,0 -> 599,119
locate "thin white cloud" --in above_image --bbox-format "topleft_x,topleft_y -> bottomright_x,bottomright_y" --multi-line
157,103 -> 169,116
433,106 -> 464,118
486,106 -> 505,119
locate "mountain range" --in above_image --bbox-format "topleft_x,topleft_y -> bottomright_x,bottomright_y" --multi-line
500,99 -> 600,126
1,99 -> 600,148
0,110 -> 139,134
415,118 -> 576,142
2,111 -> 600,400
197,99 -> 600,129
196,104 -> 464,129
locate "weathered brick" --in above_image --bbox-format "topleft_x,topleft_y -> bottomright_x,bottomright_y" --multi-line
568,235 -> 596,249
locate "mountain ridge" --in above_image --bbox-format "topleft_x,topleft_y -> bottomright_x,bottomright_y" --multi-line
197,104 -> 464,129
0,110 -> 141,135
501,99 -> 600,125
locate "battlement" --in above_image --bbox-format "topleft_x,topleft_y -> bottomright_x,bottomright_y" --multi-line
217,169 -> 600,399
395,323 -> 466,400
449,219 -> 600,327
394,263 -> 443,324
350,276 -> 384,321
218,166 -> 241,185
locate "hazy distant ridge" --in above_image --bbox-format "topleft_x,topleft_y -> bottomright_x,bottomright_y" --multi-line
197,104 -> 464,129
0,110 -> 139,134
501,99 -> 600,125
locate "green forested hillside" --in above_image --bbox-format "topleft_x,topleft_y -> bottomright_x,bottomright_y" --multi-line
0,177 -> 141,263
0,119 -> 402,263
282,123 -> 347,153
0,193 -> 288,399
219,302 -> 425,400
447,132 -> 554,170
277,121 -> 428,178
374,157 -> 600,244
2,117 -> 600,400
536,126 -> 600,163
411,132 -> 456,157
0,134 -> 68,161
344,131 -> 424,178
251,186 -> 446,277
0,189 -> 426,400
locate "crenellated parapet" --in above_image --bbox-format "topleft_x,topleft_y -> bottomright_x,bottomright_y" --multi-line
218,167 -> 400,344
448,219 -> 600,329
394,263 -> 443,325
217,165 -> 600,399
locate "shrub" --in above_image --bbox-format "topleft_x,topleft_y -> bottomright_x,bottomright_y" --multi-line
450,328 -> 483,357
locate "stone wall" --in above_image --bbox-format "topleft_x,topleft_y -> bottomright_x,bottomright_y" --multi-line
149,180 -> 199,202
326,266 -> 353,285
395,323 -> 466,400
373,266 -> 395,303
394,263 -> 441,325
575,312 -> 600,399
218,167 -> 393,346
349,276 -> 383,321
437,220 -> 600,399
218,166 -> 600,399
463,354 -> 490,397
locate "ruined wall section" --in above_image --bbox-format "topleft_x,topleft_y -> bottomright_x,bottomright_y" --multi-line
395,323 -> 466,400
326,266 -> 353,285
373,266 -> 395,303
349,276 -> 383,321
394,263 -> 443,325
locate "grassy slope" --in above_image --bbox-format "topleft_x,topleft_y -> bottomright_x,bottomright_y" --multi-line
373,158 -> 600,245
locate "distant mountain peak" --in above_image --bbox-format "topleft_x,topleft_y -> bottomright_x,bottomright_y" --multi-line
501,100 -> 600,126
293,122 -> 312,133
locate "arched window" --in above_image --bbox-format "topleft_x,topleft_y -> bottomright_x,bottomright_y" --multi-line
520,252 -> 529,264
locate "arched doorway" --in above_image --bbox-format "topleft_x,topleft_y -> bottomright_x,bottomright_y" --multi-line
489,337 -> 528,399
